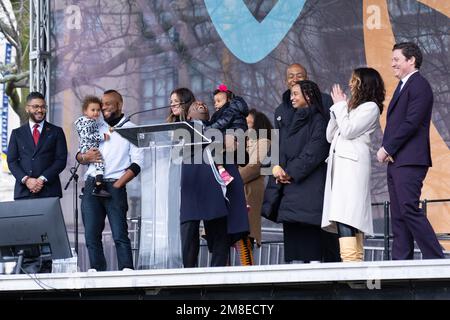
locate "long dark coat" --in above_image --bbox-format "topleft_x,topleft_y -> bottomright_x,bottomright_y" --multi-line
276,106 -> 330,226
180,161 -> 249,237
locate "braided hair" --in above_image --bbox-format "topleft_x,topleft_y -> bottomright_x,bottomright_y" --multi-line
294,80 -> 328,120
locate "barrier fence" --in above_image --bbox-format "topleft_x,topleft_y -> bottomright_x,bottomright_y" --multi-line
3,198 -> 447,272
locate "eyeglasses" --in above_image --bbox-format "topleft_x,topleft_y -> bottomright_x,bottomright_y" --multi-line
27,104 -> 47,110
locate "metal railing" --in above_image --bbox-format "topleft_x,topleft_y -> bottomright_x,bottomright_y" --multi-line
370,198 -> 450,260
66,198 -> 449,271
196,198 -> 450,266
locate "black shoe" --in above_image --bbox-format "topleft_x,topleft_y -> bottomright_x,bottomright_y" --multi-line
92,188 -> 111,198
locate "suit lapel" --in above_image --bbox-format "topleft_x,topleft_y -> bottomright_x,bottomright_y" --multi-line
399,72 -> 416,93
21,123 -> 36,151
387,72 -> 419,117
387,82 -> 402,117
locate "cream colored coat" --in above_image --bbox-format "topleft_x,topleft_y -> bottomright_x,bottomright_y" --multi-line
321,101 -> 380,235
239,138 -> 270,246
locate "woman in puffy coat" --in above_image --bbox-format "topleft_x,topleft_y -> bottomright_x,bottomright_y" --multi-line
321,68 -> 385,262
271,80 -> 332,263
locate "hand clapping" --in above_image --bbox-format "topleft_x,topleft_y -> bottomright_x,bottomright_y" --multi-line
331,84 -> 347,104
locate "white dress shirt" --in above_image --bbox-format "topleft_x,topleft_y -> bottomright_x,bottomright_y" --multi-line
84,118 -> 144,180
400,70 -> 418,91
29,120 -> 44,134
22,120 -> 47,183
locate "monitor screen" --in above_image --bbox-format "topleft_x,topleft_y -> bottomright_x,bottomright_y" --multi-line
0,197 -> 72,262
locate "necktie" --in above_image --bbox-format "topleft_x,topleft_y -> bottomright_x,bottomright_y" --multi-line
392,80 -> 403,100
33,123 -> 40,145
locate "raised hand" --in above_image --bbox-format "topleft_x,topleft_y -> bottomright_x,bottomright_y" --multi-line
331,84 -> 347,104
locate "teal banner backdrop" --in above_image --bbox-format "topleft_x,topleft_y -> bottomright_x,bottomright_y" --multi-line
50,0 -> 449,240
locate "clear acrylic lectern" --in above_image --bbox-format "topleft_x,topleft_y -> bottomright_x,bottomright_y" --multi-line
116,121 -> 209,269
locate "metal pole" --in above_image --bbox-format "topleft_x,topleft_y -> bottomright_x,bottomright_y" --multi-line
422,199 -> 428,217
383,201 -> 390,260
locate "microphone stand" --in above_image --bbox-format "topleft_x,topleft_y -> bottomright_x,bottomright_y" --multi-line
64,162 -> 81,256
114,103 -> 185,128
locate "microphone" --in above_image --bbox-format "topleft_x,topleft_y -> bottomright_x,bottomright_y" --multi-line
114,102 -> 185,129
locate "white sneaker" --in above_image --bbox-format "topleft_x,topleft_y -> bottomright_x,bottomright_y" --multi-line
87,268 -> 97,272
122,268 -> 133,271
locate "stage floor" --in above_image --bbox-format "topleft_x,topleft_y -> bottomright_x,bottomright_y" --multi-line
1,259 -> 450,299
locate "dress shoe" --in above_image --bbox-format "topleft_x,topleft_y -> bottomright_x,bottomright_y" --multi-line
92,188 -> 111,198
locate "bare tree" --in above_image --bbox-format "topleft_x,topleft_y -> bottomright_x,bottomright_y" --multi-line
0,0 -> 29,123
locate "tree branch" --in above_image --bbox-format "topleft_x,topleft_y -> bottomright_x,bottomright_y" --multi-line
0,71 -> 29,84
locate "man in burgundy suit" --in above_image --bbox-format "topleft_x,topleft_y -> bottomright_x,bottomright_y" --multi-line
377,42 -> 444,260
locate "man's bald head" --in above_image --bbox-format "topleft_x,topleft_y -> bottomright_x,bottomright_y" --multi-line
286,63 -> 308,89
102,89 -> 123,120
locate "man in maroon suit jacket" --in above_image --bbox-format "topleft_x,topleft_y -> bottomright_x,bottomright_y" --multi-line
377,42 -> 444,260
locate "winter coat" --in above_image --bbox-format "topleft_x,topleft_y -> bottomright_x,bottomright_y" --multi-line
274,89 -> 332,142
321,101 -> 380,235
205,96 -> 249,132
238,137 -> 271,245
276,106 -> 330,226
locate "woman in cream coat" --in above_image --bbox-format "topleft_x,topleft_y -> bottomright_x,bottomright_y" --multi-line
322,67 -> 385,262
239,109 -> 272,247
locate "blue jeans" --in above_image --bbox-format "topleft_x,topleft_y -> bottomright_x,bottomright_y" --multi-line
81,177 -> 133,271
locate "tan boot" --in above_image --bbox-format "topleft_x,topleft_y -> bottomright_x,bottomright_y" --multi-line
339,237 -> 359,262
355,233 -> 364,262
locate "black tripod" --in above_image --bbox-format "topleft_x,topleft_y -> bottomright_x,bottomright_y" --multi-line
64,163 -> 81,256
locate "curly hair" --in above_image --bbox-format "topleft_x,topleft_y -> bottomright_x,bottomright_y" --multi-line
248,108 -> 273,140
348,68 -> 385,114
81,95 -> 102,111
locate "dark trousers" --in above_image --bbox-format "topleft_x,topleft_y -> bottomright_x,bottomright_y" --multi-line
387,165 -> 444,259
321,229 -> 341,262
81,177 -> 133,271
181,216 -> 229,267
180,221 -> 200,268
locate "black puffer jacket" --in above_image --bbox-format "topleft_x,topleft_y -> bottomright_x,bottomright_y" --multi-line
205,96 -> 249,132
276,106 -> 330,226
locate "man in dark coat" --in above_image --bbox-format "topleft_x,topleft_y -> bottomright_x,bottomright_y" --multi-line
274,63 -> 333,141
377,42 -> 444,260
7,91 -> 68,272
272,63 -> 340,262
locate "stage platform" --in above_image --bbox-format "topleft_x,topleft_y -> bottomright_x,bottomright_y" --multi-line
1,259 -> 450,299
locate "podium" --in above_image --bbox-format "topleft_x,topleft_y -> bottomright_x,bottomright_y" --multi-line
116,121 -> 209,269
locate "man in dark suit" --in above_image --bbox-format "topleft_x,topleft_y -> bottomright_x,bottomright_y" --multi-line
377,42 -> 444,260
273,63 -> 340,263
7,91 -> 68,272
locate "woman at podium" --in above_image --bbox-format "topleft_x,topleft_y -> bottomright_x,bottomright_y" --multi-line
168,88 -> 249,267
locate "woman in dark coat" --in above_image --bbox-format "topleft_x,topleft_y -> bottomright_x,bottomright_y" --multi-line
271,80 -> 337,263
168,90 -> 249,267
